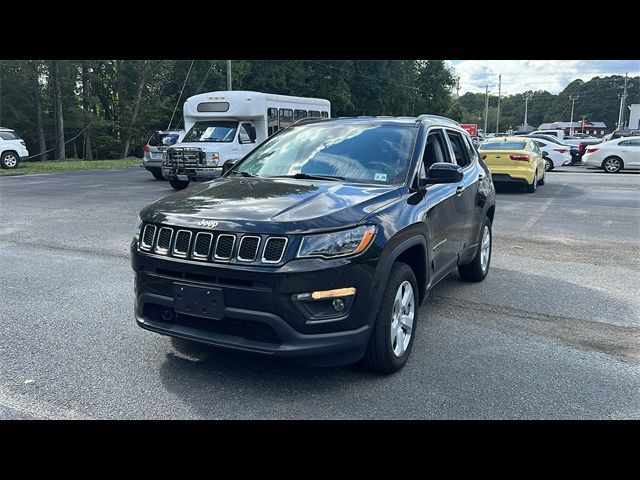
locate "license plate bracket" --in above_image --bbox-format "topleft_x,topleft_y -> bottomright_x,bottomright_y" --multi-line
177,174 -> 189,181
173,283 -> 224,320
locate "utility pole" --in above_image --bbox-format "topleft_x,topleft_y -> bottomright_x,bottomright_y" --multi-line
581,115 -> 587,134
523,92 -> 533,128
484,84 -> 490,136
496,74 -> 502,133
226,60 -> 232,91
569,95 -> 579,136
455,76 -> 460,100
617,73 -> 628,130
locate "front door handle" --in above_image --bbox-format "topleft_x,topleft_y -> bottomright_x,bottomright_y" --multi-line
456,185 -> 465,196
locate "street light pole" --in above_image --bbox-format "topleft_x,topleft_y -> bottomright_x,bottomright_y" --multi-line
581,115 -> 587,134
569,95 -> 579,136
523,92 -> 533,128
496,74 -> 502,133
617,73 -> 628,130
484,84 -> 490,136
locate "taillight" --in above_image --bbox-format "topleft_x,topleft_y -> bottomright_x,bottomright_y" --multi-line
144,145 -> 150,152
553,148 -> 568,153
586,147 -> 599,154
509,154 -> 530,162
481,154 -> 487,160
20,140 -> 26,146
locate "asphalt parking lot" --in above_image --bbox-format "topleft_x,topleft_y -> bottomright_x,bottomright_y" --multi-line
0,166 -> 638,419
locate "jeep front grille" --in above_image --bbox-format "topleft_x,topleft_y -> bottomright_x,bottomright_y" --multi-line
214,234 -> 235,260
193,232 -> 213,258
139,223 -> 289,265
262,237 -> 287,263
238,236 -> 260,262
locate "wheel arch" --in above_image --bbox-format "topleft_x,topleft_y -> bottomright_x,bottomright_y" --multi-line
602,155 -> 624,171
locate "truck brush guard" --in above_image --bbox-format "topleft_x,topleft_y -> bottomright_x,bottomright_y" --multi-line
163,147 -> 207,170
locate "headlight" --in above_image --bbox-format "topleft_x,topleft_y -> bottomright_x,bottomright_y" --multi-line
297,225 -> 376,259
206,152 -> 220,166
134,215 -> 143,239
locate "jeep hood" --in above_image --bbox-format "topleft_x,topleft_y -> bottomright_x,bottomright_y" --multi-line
141,177 -> 401,233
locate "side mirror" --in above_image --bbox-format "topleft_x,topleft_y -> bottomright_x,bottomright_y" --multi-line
222,159 -> 238,176
426,162 -> 464,184
249,126 -> 257,143
541,150 -> 549,157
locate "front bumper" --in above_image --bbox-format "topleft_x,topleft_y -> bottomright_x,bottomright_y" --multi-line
162,165 -> 222,181
131,245 -> 377,366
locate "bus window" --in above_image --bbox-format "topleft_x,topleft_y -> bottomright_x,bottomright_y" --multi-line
321,111 -> 329,118
294,109 -> 307,121
309,110 -> 320,118
268,107 -> 279,136
279,108 -> 294,129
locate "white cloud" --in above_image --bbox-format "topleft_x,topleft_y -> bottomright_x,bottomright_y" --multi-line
446,60 -> 640,95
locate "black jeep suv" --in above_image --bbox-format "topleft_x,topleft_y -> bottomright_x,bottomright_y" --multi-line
131,115 -> 496,373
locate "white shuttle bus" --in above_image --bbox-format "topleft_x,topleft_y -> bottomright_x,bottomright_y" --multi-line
163,90 -> 331,190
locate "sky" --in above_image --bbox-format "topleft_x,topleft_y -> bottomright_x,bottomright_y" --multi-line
446,60 -> 640,96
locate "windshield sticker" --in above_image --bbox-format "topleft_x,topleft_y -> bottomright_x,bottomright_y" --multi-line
374,173 -> 387,181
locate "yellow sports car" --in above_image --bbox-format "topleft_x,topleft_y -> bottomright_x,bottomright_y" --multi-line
478,137 -> 546,192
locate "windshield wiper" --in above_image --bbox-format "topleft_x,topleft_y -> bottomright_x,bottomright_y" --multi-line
273,173 -> 345,181
231,170 -> 258,177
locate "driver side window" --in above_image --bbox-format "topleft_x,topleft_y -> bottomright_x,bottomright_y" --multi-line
238,123 -> 255,144
421,129 -> 451,177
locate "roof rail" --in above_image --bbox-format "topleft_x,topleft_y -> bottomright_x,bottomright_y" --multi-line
415,114 -> 460,127
290,117 -> 332,126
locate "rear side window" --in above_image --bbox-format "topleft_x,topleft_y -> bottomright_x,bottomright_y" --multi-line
268,108 -> 279,136
480,141 -> 527,150
463,135 -> 480,163
446,130 -> 471,168
308,110 -> 321,118
0,131 -> 19,140
294,109 -> 307,121
321,111 -> 329,118
279,109 -> 294,129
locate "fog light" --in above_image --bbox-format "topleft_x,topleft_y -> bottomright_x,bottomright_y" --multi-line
332,298 -> 345,312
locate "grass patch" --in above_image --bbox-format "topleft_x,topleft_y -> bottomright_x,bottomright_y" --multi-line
0,158 -> 142,176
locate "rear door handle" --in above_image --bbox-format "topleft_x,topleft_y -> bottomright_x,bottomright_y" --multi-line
456,185 -> 465,196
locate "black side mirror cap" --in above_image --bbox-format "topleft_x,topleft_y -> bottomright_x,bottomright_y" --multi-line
541,151 -> 549,156
222,159 -> 238,175
425,162 -> 464,184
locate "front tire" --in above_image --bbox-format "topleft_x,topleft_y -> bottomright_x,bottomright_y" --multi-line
602,156 -> 622,173
362,262 -> 418,374
458,216 -> 492,282
1,151 -> 20,169
169,178 -> 190,190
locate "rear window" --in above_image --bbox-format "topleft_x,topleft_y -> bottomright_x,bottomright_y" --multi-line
0,131 -> 19,140
480,141 -> 526,150
148,133 -> 180,147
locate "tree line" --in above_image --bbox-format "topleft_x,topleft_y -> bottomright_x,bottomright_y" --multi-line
0,60 -> 636,161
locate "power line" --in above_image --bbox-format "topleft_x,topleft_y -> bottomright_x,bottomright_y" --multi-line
167,60 -> 194,130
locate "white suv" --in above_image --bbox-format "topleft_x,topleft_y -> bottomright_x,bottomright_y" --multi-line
0,128 -> 29,169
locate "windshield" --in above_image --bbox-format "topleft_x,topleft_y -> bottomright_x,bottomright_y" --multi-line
183,121 -> 238,143
480,141 -> 527,150
231,122 -> 416,184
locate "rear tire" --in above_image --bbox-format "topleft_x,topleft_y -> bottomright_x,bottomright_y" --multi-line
538,170 -> 545,185
362,262 -> 418,374
1,151 -> 20,169
544,158 -> 553,172
151,169 -> 164,180
169,179 -> 190,190
458,216 -> 492,282
602,156 -> 622,173
526,173 -> 537,193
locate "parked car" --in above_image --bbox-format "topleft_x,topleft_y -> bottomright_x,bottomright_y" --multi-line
478,136 -> 546,192
581,137 -> 640,173
520,133 -> 581,164
529,138 -> 572,171
534,129 -> 566,140
601,129 -> 640,142
0,127 -> 29,169
143,130 -> 185,180
131,115 -> 496,373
